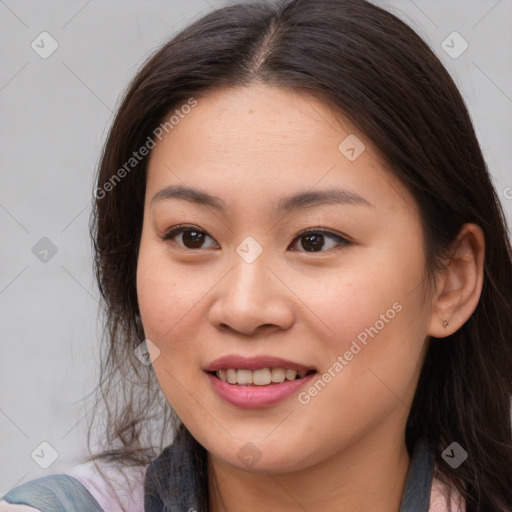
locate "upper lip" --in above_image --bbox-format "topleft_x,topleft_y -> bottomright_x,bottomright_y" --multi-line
204,355 -> 317,372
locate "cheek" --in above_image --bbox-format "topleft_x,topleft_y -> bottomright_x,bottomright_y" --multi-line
300,261 -> 429,421
136,239 -> 201,338
293,244 -> 430,410
136,245 -> 205,415
136,242 -> 188,367
298,262 -> 425,355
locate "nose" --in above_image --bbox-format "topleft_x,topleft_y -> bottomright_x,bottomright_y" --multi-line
207,255 -> 296,337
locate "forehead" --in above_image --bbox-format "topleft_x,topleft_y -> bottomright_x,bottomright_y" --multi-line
150,84 -> 352,166
145,83 -> 416,216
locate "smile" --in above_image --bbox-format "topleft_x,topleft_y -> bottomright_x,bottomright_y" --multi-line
204,355 -> 318,408
213,368 -> 314,386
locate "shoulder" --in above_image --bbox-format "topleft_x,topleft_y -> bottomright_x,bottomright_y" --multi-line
0,501 -> 42,512
1,473 -> 104,512
66,459 -> 147,512
1,461 -> 147,512
429,466 -> 466,512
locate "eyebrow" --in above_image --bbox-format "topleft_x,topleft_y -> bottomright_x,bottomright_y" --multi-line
278,188 -> 373,211
150,184 -> 373,211
151,184 -> 226,210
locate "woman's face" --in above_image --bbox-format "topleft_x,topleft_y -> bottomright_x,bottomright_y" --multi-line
137,83 -> 434,472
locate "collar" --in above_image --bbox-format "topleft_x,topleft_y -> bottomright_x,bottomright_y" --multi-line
399,437 -> 436,512
144,436 -> 435,512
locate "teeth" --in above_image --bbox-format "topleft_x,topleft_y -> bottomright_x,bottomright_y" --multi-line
285,369 -> 297,381
215,368 -> 310,385
252,368 -> 272,385
271,368 -> 285,383
237,369 -> 253,385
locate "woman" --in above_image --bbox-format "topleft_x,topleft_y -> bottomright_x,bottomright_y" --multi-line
3,0 -> 511,511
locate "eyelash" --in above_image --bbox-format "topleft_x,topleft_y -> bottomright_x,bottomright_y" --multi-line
161,224 -> 351,253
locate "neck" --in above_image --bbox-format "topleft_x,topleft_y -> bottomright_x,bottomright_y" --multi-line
207,429 -> 411,512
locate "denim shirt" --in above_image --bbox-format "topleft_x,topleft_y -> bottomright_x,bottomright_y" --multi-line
3,437 -> 435,512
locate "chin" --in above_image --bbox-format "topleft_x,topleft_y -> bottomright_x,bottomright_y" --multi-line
207,438 -> 318,474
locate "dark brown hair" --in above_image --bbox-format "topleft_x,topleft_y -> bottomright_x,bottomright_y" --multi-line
86,1 -> 512,510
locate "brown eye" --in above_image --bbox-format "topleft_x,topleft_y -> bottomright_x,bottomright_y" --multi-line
162,225 -> 219,249
181,230 -> 206,248
300,233 -> 325,251
289,230 -> 350,252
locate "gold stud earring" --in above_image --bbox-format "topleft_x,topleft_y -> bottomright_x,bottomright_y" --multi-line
442,320 -> 451,328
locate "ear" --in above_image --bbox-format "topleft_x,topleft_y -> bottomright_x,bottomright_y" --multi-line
428,223 -> 485,338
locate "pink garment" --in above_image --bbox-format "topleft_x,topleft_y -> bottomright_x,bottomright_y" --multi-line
429,468 -> 466,512
62,461 -> 464,512
65,461 -> 146,512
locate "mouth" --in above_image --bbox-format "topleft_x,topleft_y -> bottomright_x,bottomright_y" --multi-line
207,368 -> 317,386
204,355 -> 318,407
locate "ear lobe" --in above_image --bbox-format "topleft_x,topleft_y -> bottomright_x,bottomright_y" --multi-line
428,223 -> 485,338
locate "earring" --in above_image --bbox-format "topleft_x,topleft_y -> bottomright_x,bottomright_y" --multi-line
442,320 -> 451,328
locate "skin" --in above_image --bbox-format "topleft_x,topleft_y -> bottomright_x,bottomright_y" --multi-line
136,83 -> 484,512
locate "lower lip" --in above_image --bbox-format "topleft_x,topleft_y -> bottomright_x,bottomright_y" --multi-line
206,372 -> 316,408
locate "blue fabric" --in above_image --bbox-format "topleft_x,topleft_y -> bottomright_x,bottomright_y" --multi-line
143,436 -> 436,512
143,436 -> 200,512
399,437 -> 435,511
3,474 -> 104,511
3,437 -> 435,512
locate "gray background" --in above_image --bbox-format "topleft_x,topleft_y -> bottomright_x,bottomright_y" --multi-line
1,0 -> 511,497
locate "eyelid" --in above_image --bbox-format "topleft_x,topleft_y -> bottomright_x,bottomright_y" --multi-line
162,223 -> 203,238
288,228 -> 351,252
294,227 -> 350,240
